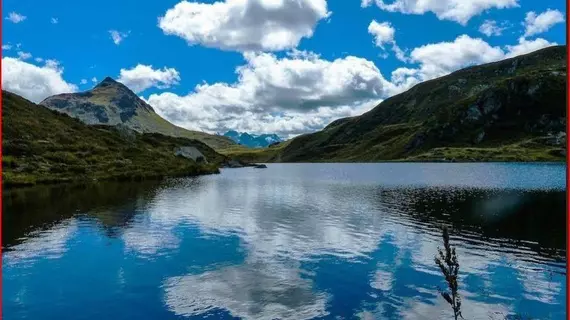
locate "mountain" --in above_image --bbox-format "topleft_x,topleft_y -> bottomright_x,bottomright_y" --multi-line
3,90 -> 227,187
224,46 -> 566,162
40,77 -> 236,150
223,130 -> 283,148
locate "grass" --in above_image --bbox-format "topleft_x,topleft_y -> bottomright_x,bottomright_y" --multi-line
219,140 -> 291,162
405,140 -> 565,162
2,91 -> 228,188
220,136 -> 565,163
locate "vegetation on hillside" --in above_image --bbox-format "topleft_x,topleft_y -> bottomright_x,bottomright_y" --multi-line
2,91 -> 227,187
225,46 -> 567,163
219,140 -> 291,162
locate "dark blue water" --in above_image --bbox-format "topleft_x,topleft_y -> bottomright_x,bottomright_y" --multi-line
3,163 -> 567,320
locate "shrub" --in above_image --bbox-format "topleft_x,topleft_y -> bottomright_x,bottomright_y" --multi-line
435,226 -> 463,320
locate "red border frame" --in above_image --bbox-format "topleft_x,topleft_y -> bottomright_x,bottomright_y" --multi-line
559,3 -> 570,315
1,0 -> 4,317
0,3 -> 567,320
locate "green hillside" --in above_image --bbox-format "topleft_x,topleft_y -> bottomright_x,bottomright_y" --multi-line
3,91 -> 227,187
223,46 -> 567,163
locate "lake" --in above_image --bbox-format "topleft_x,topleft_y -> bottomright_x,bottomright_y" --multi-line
2,163 -> 567,320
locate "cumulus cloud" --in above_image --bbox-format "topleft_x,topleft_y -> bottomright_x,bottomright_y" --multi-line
523,9 -> 565,37
2,44 -> 12,50
479,20 -> 508,37
410,35 -> 504,78
145,52 -> 388,138
2,57 -> 78,103
362,0 -> 519,25
368,20 -> 408,62
92,77 -> 98,83
368,20 -> 395,48
504,37 -> 557,58
158,0 -> 331,52
109,30 -> 129,45
144,32 -> 558,137
51,17 -> 59,24
117,64 -> 181,93
17,51 -> 32,60
35,57 -> 44,63
80,79 -> 88,85
5,12 -> 26,24
388,34 -> 556,94
44,59 -> 61,69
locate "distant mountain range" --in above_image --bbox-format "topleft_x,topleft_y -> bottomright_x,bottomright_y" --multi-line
222,131 -> 283,148
40,77 -> 236,150
224,46 -> 566,163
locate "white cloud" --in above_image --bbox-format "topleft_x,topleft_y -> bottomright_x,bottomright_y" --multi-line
408,35 -> 504,79
35,57 -> 44,63
505,37 -> 557,58
17,51 -> 32,60
117,64 -> 181,93
109,30 -> 129,45
2,57 -> 78,103
368,20 -> 409,62
479,20 -> 507,37
80,79 -> 88,85
362,0 -> 519,25
146,52 -> 388,138
523,9 -> 565,37
44,59 -> 61,69
91,77 -> 98,83
387,34 -> 557,96
2,44 -> 12,50
5,12 -> 26,24
144,32 -> 558,137
158,0 -> 331,52
51,17 -> 59,24
368,20 -> 395,48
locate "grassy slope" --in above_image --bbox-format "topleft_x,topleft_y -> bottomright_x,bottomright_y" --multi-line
2,91 -> 227,187
219,141 -> 291,162
223,46 -> 566,163
137,110 -> 236,150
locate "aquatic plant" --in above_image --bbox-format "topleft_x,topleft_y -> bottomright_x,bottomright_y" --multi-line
435,226 -> 463,320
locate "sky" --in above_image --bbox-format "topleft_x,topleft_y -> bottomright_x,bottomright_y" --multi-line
2,0 -> 567,138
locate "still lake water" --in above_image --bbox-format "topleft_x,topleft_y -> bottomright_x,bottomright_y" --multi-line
2,163 -> 567,320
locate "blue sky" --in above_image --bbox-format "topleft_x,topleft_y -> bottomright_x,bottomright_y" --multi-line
2,0 -> 567,138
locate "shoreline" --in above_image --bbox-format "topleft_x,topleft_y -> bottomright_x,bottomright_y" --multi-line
3,166 -> 221,189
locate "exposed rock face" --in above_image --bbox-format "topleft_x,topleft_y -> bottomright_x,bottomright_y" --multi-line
41,78 -> 154,126
175,146 -> 208,163
545,132 -> 566,146
474,131 -> 485,144
40,78 -> 236,150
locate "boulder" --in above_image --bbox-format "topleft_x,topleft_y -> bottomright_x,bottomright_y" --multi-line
174,146 -> 208,163
224,160 -> 244,168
